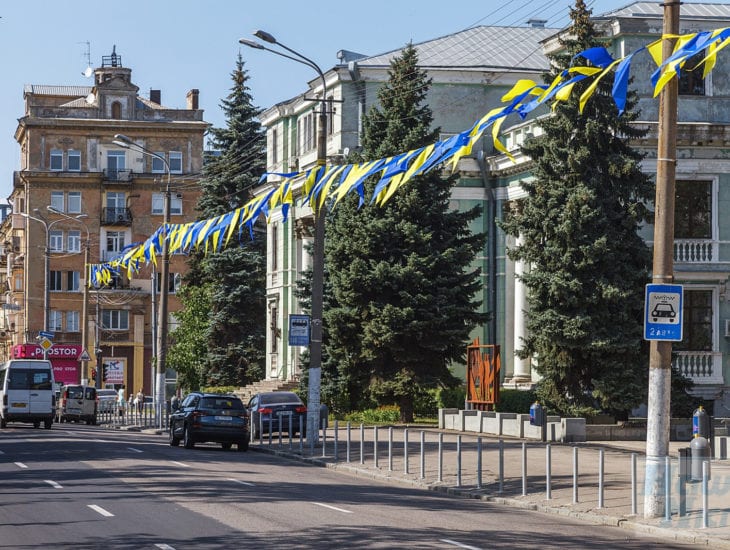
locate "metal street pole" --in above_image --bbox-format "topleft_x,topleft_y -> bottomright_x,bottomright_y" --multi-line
113,134 -> 170,428
241,32 -> 327,444
645,0 -> 680,518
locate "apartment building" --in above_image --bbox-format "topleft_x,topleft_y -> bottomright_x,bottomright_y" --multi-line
0,47 -> 207,395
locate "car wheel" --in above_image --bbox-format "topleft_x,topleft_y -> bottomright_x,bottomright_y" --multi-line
238,439 -> 249,452
221,442 -> 232,450
91,415 -> 97,426
183,425 -> 195,449
44,419 -> 52,430
33,421 -> 40,429
0,417 -> 6,429
169,425 -> 180,447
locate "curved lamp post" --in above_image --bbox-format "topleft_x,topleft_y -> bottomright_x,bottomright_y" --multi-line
113,133 -> 170,429
241,31 -> 327,445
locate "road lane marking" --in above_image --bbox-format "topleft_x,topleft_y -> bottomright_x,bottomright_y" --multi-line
227,478 -> 255,486
0,450 -> 4,454
440,540 -> 482,550
14,462 -> 28,469
88,504 -> 114,517
312,502 -> 353,514
170,461 -> 190,468
155,545 -> 176,550
44,480 -> 63,489
127,447 -> 143,453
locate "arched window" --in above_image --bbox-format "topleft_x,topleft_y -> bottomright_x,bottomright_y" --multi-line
111,101 -> 122,119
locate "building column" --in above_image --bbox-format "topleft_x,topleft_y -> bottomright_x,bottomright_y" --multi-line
509,233 -> 532,385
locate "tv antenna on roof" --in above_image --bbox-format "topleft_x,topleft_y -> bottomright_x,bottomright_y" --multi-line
79,41 -> 92,77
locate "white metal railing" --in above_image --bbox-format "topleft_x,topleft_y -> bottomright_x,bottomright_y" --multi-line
673,239 -> 717,263
672,351 -> 724,384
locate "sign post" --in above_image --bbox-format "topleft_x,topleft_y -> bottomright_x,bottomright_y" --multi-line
644,284 -> 683,342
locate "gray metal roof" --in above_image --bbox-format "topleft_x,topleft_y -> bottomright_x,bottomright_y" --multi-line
596,1 -> 730,20
356,25 -> 558,72
23,85 -> 93,96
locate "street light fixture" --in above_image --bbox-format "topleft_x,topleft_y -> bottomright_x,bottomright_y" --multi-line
46,206 -> 91,385
241,31 -> 328,446
112,133 -> 170,428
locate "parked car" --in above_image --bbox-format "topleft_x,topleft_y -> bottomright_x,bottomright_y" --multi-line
247,391 -> 307,439
169,392 -> 249,451
97,389 -> 118,413
57,384 -> 97,424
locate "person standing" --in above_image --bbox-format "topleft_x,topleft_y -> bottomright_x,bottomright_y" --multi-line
117,385 -> 125,417
136,388 -> 144,412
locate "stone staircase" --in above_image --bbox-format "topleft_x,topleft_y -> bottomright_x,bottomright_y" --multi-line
235,379 -> 300,404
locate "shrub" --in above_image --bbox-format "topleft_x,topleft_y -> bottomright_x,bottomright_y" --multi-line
436,386 -> 466,409
414,388 -> 440,417
496,388 -> 537,414
344,405 -> 400,424
200,385 -> 239,395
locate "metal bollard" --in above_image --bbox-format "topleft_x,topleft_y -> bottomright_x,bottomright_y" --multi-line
346,421 -> 351,463
373,426 -> 378,468
456,435 -> 462,487
572,447 -> 579,504
702,461 -> 709,529
278,415 -> 283,447
631,453 -> 637,516
420,431 -> 425,480
334,420 -> 339,461
288,414 -> 293,451
498,439 -> 504,494
598,449 -> 605,509
268,416 -> 273,447
521,442 -> 527,496
360,423 -> 365,464
388,427 -> 393,471
476,437 -> 482,489
438,433 -> 444,483
299,415 -> 304,454
664,455 -> 671,521
322,427 -> 327,458
546,444 -> 552,500
404,429 -> 410,475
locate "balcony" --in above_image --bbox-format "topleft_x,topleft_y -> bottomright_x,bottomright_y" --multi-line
101,207 -> 132,226
103,169 -> 133,183
673,351 -> 724,385
674,239 -> 717,263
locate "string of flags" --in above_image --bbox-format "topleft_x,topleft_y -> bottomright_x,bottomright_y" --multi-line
88,28 -> 730,286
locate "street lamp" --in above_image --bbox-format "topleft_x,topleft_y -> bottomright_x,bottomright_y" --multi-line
241,31 -> 328,446
46,206 -> 91,385
21,209 -> 87,358
112,133 -> 170,428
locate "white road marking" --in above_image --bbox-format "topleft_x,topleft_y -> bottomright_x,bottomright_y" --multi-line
227,478 -> 255,486
88,504 -> 114,517
44,480 -> 63,489
170,461 -> 190,468
155,544 -> 177,550
312,502 -> 353,514
440,540 -> 482,550
126,447 -> 143,453
14,462 -> 28,469
0,450 -> 5,454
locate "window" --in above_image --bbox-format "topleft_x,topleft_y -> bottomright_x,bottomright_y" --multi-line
298,113 -> 316,154
675,180 -> 711,239
49,231 -> 63,252
152,193 -> 182,215
106,231 -> 126,257
156,272 -> 181,294
271,224 -> 278,272
50,149 -> 63,171
271,129 -> 278,164
67,271 -> 80,292
49,271 -> 63,291
327,96 -> 334,136
106,191 -> 126,223
51,191 -> 64,212
14,274 -> 22,291
68,150 -> 81,171
679,53 -> 706,96
66,311 -> 80,332
676,290 -> 713,351
49,310 -> 63,331
169,151 -> 182,174
107,151 -> 126,176
102,309 -> 129,330
67,192 -> 81,213
67,230 -> 81,253
111,101 -> 122,119
152,152 -> 165,173
270,304 -> 278,354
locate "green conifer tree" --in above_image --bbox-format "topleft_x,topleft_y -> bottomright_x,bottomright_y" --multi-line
324,44 -> 486,421
500,0 -> 653,419
169,54 -> 266,388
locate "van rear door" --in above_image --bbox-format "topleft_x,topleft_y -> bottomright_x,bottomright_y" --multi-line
7,368 -> 31,414
28,367 -> 53,415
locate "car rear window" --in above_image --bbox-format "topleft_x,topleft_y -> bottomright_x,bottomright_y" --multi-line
261,392 -> 302,405
67,387 -> 84,399
200,397 -> 244,410
98,390 -> 117,397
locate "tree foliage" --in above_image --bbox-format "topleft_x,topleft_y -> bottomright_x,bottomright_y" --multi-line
323,44 -> 486,422
168,54 -> 266,389
499,0 -> 654,419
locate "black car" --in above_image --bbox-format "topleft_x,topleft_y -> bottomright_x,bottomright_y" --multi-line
169,392 -> 249,451
247,391 -> 307,439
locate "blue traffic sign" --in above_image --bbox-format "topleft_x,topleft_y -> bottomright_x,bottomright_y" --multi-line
288,314 -> 310,346
644,284 -> 683,341
39,330 -> 55,339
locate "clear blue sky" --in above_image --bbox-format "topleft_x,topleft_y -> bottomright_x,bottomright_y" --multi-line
0,1 -> 723,199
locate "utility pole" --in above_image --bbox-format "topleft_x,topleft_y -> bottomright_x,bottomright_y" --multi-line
644,0 -> 680,518
81,241 -> 90,384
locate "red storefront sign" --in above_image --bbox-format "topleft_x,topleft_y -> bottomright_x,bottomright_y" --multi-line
12,344 -> 81,385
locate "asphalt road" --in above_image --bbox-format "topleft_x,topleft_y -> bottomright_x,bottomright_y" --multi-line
0,424 -> 705,549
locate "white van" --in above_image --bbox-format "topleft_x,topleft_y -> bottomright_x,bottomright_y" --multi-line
0,359 -> 55,429
57,384 -> 97,425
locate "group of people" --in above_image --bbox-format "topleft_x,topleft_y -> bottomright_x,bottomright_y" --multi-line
116,386 -> 145,413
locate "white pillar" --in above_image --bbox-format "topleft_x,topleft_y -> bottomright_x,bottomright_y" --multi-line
511,234 -> 531,384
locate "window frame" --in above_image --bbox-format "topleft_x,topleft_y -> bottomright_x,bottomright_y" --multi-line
49,271 -> 63,292
67,149 -> 81,172
66,311 -> 80,332
101,309 -> 129,331
67,230 -> 81,253
49,310 -> 63,331
67,191 -> 82,214
169,151 -> 183,174
49,230 -> 64,252
67,271 -> 80,292
50,149 -> 63,171
151,152 -> 166,173
50,191 -> 65,212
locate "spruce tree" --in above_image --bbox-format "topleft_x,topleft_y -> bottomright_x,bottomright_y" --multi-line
169,54 -> 266,388
324,44 -> 486,421
499,0 -> 653,419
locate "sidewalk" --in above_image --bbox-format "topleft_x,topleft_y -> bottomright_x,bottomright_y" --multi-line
243,425 -> 730,548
